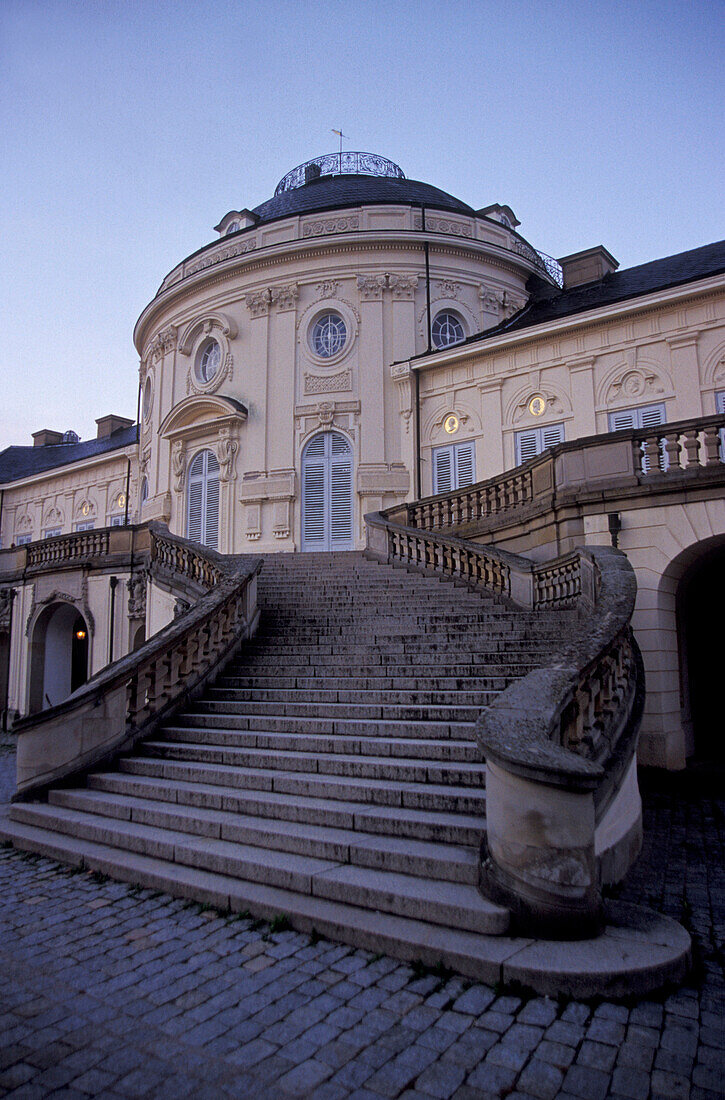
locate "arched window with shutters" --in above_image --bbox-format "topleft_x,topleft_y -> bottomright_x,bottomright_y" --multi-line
301,431 -> 354,551
186,449 -> 220,549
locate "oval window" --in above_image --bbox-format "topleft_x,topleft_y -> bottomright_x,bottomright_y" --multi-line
196,338 -> 222,384
311,313 -> 347,358
432,312 -> 465,349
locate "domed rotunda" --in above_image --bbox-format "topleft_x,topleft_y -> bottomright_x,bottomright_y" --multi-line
134,151 -> 559,553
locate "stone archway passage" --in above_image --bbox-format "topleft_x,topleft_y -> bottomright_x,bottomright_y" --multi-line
301,431 -> 354,551
677,544 -> 725,763
28,603 -> 89,714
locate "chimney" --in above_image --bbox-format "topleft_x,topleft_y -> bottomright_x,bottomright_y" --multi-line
32,429 -> 63,447
96,414 -> 134,439
557,246 -> 619,289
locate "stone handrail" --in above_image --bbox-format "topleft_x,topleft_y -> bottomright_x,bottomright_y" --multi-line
477,547 -> 643,937
366,511 -> 597,611
26,529 -> 111,568
364,509 -> 643,937
13,526 -> 262,799
398,412 -> 725,534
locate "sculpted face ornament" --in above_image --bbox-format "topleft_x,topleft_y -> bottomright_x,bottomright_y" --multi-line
528,396 -> 546,417
444,414 -> 460,435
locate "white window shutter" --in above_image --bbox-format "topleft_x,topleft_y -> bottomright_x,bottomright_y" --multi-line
609,409 -> 638,432
541,423 -> 565,449
330,458 -> 353,542
303,460 -> 326,544
454,442 -> 475,488
433,447 -> 453,494
516,430 -> 540,465
186,449 -> 219,548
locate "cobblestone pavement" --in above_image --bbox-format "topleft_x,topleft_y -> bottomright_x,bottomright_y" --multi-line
0,744 -> 723,1099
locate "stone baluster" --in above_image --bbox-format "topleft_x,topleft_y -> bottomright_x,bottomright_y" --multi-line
663,431 -> 682,471
642,434 -> 663,474
702,424 -> 722,465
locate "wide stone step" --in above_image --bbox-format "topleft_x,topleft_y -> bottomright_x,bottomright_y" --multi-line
187,699 -> 482,723
160,726 -> 482,762
141,740 -> 486,787
206,685 -> 493,706
216,673 -> 512,692
0,816 -> 692,999
48,788 -> 479,884
9,802 -> 502,934
170,712 -> 476,741
88,771 -> 487,844
119,757 -> 488,813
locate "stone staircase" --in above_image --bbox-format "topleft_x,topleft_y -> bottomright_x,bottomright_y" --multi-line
3,553 -> 692,993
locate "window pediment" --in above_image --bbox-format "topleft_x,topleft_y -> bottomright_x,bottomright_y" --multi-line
159,395 -> 248,443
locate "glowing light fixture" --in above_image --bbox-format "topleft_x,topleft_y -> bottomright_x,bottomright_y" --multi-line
75,629 -> 87,641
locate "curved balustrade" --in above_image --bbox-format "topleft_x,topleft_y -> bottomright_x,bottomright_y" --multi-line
365,503 -> 643,938
26,529 -> 111,568
13,526 -> 262,799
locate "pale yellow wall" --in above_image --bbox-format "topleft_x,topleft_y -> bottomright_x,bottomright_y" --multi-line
417,279 -> 725,493
1,449 -> 139,549
135,203 -> 539,551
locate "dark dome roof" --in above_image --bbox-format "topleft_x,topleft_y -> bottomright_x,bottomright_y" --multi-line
252,174 -> 474,224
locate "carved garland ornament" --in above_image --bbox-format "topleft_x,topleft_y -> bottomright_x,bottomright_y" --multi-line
606,368 -> 665,404
302,216 -> 359,238
185,236 -> 257,277
304,370 -> 352,395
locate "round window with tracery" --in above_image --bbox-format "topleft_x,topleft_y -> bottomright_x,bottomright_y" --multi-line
311,313 -> 347,358
432,312 -> 465,349
196,338 -> 222,384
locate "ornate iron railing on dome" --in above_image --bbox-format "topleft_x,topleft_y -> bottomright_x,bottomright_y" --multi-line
275,152 -> 406,194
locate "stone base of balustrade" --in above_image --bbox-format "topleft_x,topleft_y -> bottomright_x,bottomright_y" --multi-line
479,836 -> 604,941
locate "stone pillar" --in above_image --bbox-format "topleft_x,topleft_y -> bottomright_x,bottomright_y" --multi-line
569,358 -> 597,436
478,380 -> 504,479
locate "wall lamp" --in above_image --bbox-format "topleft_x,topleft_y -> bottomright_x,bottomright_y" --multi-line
608,512 -> 622,548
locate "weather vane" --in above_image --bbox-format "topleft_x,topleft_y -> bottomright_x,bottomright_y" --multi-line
331,128 -> 347,172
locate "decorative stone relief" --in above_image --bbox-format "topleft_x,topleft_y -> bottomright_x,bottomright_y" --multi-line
388,274 -> 419,300
412,215 -> 473,237
146,325 -> 177,362
606,368 -> 665,405
302,216 -> 359,237
127,569 -> 147,620
216,429 -> 238,483
391,363 -> 413,433
244,289 -> 271,317
479,285 -> 504,313
0,588 -> 15,632
75,497 -> 97,521
317,402 -> 335,428
185,235 -> 256,277
304,371 -> 352,395
43,505 -> 64,529
436,279 -> 460,299
173,597 -> 191,619
315,280 -> 339,300
245,502 -> 262,541
713,356 -> 725,384
512,390 -> 566,424
172,441 -> 186,493
501,292 -> 527,319
357,274 -> 387,300
270,283 -> 299,311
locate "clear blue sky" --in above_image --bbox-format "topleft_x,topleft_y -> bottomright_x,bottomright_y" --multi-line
1,0 -> 723,447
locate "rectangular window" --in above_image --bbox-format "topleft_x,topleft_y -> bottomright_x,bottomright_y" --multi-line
514,422 -> 565,466
15,533 -> 32,545
75,521 -> 95,532
432,441 -> 476,494
109,515 -> 124,527
43,528 -> 62,539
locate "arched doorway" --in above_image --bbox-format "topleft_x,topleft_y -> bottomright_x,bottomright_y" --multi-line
28,603 -> 89,714
301,431 -> 354,551
677,543 -> 725,763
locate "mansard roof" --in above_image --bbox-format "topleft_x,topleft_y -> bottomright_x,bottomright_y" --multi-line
0,424 -> 138,485
476,239 -> 725,342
